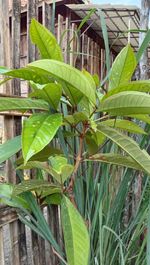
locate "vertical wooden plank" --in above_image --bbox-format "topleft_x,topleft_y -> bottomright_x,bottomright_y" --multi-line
27,2 -> 41,265
57,14 -> 64,45
0,228 -> 4,265
64,17 -> 70,63
27,0 -> 38,63
42,2 -> 52,31
87,37 -> 90,72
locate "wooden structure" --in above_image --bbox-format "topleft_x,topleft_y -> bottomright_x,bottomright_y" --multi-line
0,1 -> 141,264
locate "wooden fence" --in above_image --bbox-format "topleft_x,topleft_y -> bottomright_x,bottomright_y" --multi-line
0,1 -> 114,264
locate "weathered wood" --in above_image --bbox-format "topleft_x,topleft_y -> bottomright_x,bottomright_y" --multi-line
27,0 -> 38,63
0,228 -> 4,265
139,0 -> 150,79
42,1 -> 52,31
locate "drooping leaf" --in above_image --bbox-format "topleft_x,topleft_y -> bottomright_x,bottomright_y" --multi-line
109,44 -> 136,90
100,119 -> 147,134
98,124 -> 150,175
28,59 -> 96,105
88,153 -> 144,171
22,113 -> 62,163
0,136 -> 21,164
78,96 -> 94,117
12,180 -> 61,197
0,183 -> 29,209
30,83 -> 62,109
100,91 -> 150,116
103,80 -> 150,100
30,18 -> 63,61
0,97 -> 49,111
63,83 -> 83,105
16,145 -> 62,165
3,67 -> 54,84
61,196 -> 90,265
128,114 -> 150,124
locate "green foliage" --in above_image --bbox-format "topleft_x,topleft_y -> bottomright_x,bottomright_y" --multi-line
61,196 -> 90,265
30,18 -> 63,61
109,44 -> 136,90
1,17 -> 150,265
0,136 -> 21,164
22,113 -> 62,163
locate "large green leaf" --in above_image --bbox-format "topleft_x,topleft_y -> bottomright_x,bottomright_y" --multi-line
98,124 -> 150,175
30,18 -> 63,61
100,91 -> 150,116
22,113 -> 62,163
109,44 -> 136,90
16,145 -> 62,165
3,67 -> 54,84
100,119 -> 147,134
28,59 -> 96,105
0,97 -> 49,111
30,83 -> 62,110
103,80 -> 150,100
0,183 -> 29,209
0,136 -> 21,164
88,153 -> 144,171
12,180 -> 61,197
61,196 -> 90,265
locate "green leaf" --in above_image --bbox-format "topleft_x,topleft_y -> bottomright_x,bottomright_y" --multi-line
3,67 -> 54,84
103,80 -> 150,100
63,83 -> 83,105
28,59 -> 96,105
100,91 -> 150,116
128,114 -> 150,124
82,69 -> 96,92
98,124 -> 150,175
43,193 -> 62,205
0,184 -> 29,209
0,136 -> 21,164
16,146 -> 62,165
30,18 -> 63,61
49,156 -> 74,183
12,180 -> 61,197
30,83 -> 62,110
100,119 -> 147,134
98,9 -> 110,73
88,153 -> 144,171
109,44 -> 136,90
61,196 -> 90,265
22,113 -> 62,163
0,97 -> 49,111
136,29 -> 150,63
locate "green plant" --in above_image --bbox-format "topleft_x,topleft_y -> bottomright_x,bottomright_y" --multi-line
0,18 -> 150,264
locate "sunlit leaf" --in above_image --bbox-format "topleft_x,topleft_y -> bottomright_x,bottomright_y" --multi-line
109,44 -> 136,90
100,91 -> 150,116
30,18 -> 63,61
100,119 -> 147,134
28,59 -> 96,105
22,113 -> 62,163
30,82 -> 62,109
98,125 -> 150,175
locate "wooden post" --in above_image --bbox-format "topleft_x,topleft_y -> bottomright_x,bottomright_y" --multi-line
0,228 -> 4,265
139,0 -> 150,79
